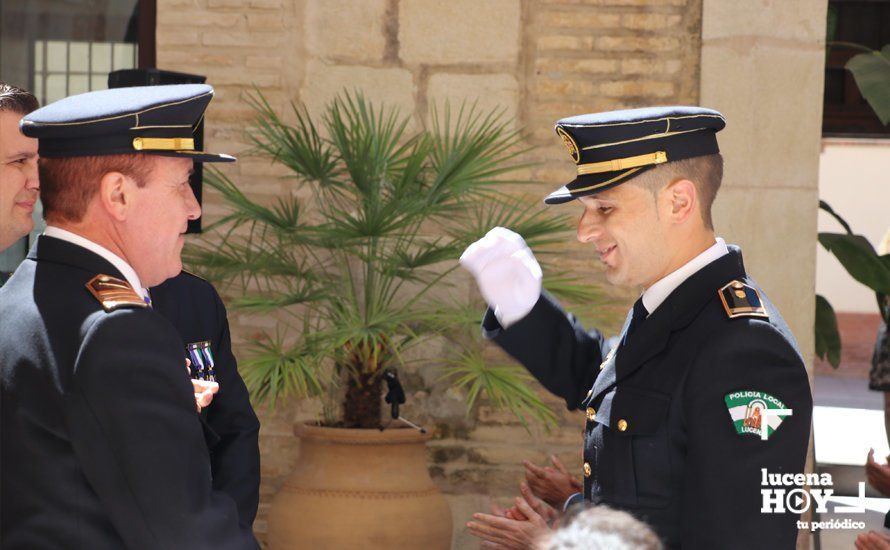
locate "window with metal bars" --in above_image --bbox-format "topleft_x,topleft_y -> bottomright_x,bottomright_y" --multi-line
824,0 -> 890,137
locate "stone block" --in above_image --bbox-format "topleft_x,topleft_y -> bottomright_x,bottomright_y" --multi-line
249,0 -> 283,8
300,61 -> 416,122
210,70 -> 281,88
533,77 -> 597,97
595,35 -> 681,53
156,28 -> 199,46
247,13 -> 287,30
600,79 -> 675,98
702,0 -> 828,43
537,10 -> 621,29
207,0 -> 245,7
159,51 -> 236,68
427,73 -> 519,126
466,444 -> 549,466
400,0 -> 521,64
537,35 -> 594,52
535,57 -> 619,75
158,10 -> 244,28
543,0 -> 686,4
620,58 -> 682,75
621,13 -> 684,31
469,424 -> 546,443
159,0 -> 199,7
245,55 -> 285,69
306,0 -> 387,61
700,46 -> 824,189
203,30 -> 284,47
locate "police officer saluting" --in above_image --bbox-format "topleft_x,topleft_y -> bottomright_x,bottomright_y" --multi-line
0,84 -> 257,548
461,107 -> 812,548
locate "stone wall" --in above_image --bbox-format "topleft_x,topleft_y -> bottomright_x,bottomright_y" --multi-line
155,1 -> 819,548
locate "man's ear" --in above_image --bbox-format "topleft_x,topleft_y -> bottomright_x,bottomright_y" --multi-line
661,178 -> 697,224
98,171 -> 133,222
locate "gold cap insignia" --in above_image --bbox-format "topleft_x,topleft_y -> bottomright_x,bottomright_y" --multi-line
85,274 -> 148,312
556,126 -> 580,164
718,280 -> 768,320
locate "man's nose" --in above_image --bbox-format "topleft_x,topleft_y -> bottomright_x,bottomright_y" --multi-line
25,160 -> 39,190
577,209 -> 602,243
186,184 -> 202,221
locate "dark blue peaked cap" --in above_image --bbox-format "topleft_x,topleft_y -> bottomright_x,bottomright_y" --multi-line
546,106 -> 725,204
20,84 -> 234,163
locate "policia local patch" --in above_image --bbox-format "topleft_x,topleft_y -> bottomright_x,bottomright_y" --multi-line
724,390 -> 792,441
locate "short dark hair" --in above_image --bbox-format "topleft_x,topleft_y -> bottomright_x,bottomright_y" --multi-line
630,153 -> 723,230
0,82 -> 39,115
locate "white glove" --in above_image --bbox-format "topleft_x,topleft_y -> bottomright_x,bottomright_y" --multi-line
459,227 -> 543,328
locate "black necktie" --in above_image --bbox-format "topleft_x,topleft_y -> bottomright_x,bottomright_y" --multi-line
623,298 -> 648,346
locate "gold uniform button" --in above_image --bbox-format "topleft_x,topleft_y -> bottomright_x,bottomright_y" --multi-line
583,462 -> 591,477
617,419 -> 628,432
586,407 -> 596,421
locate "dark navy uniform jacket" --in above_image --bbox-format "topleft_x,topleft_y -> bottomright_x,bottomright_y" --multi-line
151,271 -> 261,529
483,247 -> 812,549
0,236 -> 257,549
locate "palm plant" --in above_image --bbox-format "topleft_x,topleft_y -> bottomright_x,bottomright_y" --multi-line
185,90 -> 599,429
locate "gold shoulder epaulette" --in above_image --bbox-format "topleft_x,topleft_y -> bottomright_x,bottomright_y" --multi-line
719,280 -> 768,320
85,274 -> 148,312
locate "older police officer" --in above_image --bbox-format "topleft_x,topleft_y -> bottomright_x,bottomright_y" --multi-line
462,107 -> 812,549
0,82 -> 260,531
0,85 -> 257,549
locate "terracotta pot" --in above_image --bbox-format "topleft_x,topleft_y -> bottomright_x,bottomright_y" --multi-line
268,423 -> 453,549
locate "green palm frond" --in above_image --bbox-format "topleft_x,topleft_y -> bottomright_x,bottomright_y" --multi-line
241,331 -> 328,406
244,89 -> 340,186
426,102 -> 532,206
187,89 -> 604,427
543,272 -> 604,304
443,350 -> 558,430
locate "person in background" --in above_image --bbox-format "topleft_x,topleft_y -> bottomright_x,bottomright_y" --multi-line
0,82 -> 39,282
857,227 -> 890,550
537,505 -> 662,550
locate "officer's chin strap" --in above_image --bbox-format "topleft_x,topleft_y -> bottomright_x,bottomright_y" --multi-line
379,368 -> 427,434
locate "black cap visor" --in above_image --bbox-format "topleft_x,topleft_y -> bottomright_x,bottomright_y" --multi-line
544,165 -> 656,204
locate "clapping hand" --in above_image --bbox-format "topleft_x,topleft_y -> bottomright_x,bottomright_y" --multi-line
856,531 -> 890,550
523,455 -> 583,510
866,448 -> 890,496
467,482 -> 553,549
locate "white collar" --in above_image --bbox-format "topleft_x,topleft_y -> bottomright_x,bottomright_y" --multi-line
43,226 -> 147,299
640,237 -> 729,316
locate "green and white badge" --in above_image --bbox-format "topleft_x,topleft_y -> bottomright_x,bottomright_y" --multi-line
724,390 -> 792,441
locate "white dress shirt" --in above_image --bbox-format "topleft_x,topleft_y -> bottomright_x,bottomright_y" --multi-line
43,226 -> 148,301
640,237 -> 729,316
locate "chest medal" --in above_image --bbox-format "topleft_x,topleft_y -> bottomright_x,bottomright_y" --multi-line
186,341 -> 217,382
